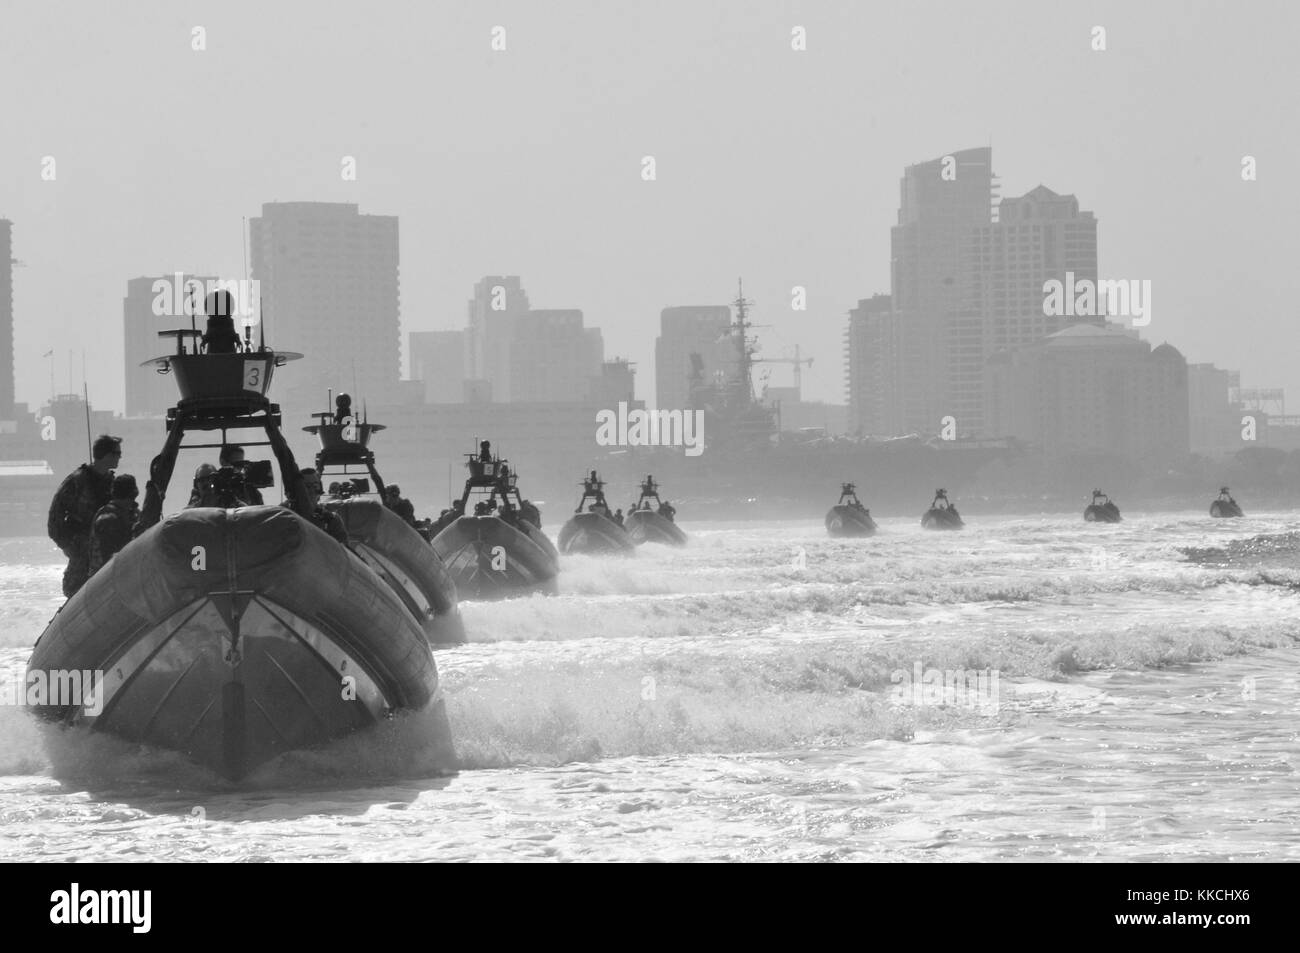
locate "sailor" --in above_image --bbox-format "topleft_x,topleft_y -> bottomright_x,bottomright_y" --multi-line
658,500 -> 676,521
334,393 -> 353,426
200,290 -> 242,354
383,484 -> 417,525
429,499 -> 464,536
188,463 -> 219,506
218,444 -> 264,504
48,434 -> 122,598
293,468 -> 349,545
613,508 -> 625,526
89,474 -> 141,575
479,440 -> 492,464
519,499 -> 541,528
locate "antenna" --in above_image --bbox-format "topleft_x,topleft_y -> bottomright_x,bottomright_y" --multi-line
82,376 -> 92,464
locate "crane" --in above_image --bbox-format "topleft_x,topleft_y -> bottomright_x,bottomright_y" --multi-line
754,344 -> 813,394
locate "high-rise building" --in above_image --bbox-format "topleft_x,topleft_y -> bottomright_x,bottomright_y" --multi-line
844,294 -> 892,436
883,148 -> 1098,437
123,275 -> 218,417
655,305 -> 732,410
249,202 -> 401,415
409,330 -> 465,404
1,219 -> 13,422
509,310 -> 603,403
465,276 -> 529,402
985,325 -> 1189,466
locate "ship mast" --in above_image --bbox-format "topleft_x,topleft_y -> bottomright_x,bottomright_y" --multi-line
730,278 -> 759,408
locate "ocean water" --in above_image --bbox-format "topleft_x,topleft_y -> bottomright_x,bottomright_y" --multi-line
2,510 -> 1298,862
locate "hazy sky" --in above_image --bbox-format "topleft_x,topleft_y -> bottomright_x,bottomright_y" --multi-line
2,0 -> 1298,412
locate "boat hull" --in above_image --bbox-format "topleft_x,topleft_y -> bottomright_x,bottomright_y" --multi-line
1084,503 -> 1122,523
921,507 -> 964,530
25,506 -> 442,781
1210,501 -> 1244,518
557,512 -> 636,555
329,499 -> 465,644
430,515 -> 559,600
825,505 -> 877,537
625,510 -> 688,546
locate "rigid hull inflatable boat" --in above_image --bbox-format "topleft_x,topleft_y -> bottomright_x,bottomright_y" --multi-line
558,471 -> 635,555
305,394 -> 464,644
624,475 -> 687,546
25,300 -> 448,780
921,488 -> 964,530
1084,490 -> 1122,523
825,482 -> 877,537
430,441 -> 559,599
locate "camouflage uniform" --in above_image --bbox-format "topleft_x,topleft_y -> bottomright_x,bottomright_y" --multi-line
47,465 -> 114,597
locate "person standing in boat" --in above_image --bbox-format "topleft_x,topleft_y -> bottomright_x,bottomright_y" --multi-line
88,474 -> 141,575
200,290 -> 242,354
47,434 -> 122,598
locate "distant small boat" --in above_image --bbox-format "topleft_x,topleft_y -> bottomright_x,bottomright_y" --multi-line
624,475 -> 687,546
921,488 -> 964,530
825,482 -> 877,537
1210,486 -> 1244,518
558,470 -> 635,555
430,441 -> 559,599
1084,490 -> 1122,523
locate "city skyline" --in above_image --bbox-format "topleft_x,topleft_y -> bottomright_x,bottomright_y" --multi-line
2,1 -> 1296,416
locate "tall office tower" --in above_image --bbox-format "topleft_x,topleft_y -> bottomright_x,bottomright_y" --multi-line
888,149 -> 1099,437
507,310 -> 604,403
123,275 -> 218,417
844,294 -> 892,436
249,202 -> 401,414
985,325 -> 1189,466
889,147 -> 995,437
465,276 -> 530,402
409,330 -> 466,404
1,220 -> 13,422
655,305 -> 732,410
